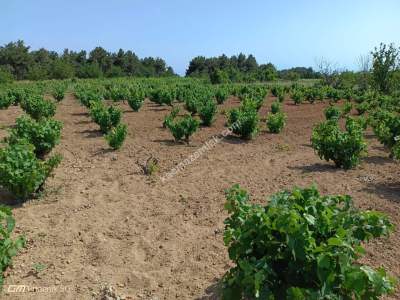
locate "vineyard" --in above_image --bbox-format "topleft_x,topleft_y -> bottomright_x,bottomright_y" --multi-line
0,50 -> 400,299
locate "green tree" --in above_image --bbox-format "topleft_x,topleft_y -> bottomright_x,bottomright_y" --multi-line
210,69 -> 230,84
371,43 -> 399,93
27,64 -> 49,80
88,46 -> 112,73
287,71 -> 300,81
77,63 -> 103,78
0,40 -> 33,79
50,59 -> 75,79
258,63 -> 277,81
0,66 -> 14,83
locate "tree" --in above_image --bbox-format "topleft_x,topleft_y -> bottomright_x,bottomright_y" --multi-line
88,47 -> 111,73
244,54 -> 258,72
186,56 -> 208,77
287,71 -> 300,81
278,67 -> 319,79
357,54 -> 372,91
258,63 -> 277,81
210,69 -> 230,84
77,62 -> 103,78
62,49 -> 87,71
0,40 -> 33,79
27,64 -> 49,80
123,50 -> 141,76
237,53 -> 247,72
153,58 -> 168,76
105,65 -> 124,78
186,53 -> 276,82
315,57 -> 340,86
217,54 -> 230,69
165,66 -> 176,76
50,59 -> 75,79
0,66 -> 14,83
31,48 -> 56,66
0,40 -> 184,80
371,43 -> 399,93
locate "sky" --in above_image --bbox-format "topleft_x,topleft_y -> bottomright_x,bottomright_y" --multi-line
1,0 -> 399,75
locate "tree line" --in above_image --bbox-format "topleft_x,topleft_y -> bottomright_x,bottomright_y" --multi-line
0,40 -> 175,82
0,40 -> 322,83
186,54 -> 321,83
1,40 -> 398,91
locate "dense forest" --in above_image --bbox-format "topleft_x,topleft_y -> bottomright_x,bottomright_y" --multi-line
0,40 -> 176,81
2,41 -> 398,89
0,40 -> 323,83
186,54 -> 320,83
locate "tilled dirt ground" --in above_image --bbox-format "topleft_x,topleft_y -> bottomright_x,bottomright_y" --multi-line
0,94 -> 399,300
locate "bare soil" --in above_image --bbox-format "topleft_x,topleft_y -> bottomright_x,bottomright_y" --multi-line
0,94 -> 399,300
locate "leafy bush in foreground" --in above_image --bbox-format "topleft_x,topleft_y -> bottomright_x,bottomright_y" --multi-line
0,205 -> 25,287
271,85 -> 284,97
105,123 -> 128,150
215,87 -> 229,104
266,112 -> 286,133
356,101 -> 370,115
163,107 -> 179,128
304,87 -> 318,104
369,110 -> 400,159
0,141 -> 62,199
324,105 -> 341,121
342,100 -> 353,116
166,113 -> 200,144
185,96 -> 199,115
270,101 -> 281,114
292,89 -> 304,105
222,184 -> 396,300
127,89 -> 145,112
75,88 -> 103,108
150,87 -> 175,106
110,85 -> 129,102
198,99 -> 217,126
227,100 -> 259,139
0,91 -> 16,109
7,88 -> 28,105
89,101 -> 105,124
89,102 -> 122,133
311,119 -> 367,169
326,87 -> 342,102
6,115 -> 63,157
52,85 -> 67,102
20,95 -> 56,120
237,86 -> 267,109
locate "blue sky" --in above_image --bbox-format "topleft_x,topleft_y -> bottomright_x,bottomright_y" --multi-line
1,0 -> 399,75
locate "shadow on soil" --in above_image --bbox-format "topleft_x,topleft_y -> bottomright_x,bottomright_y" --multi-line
74,120 -> 92,125
152,139 -> 184,146
71,112 -> 89,117
361,181 -> 400,204
221,135 -> 250,145
300,143 -> 313,148
146,103 -> 170,112
362,155 -> 393,165
0,188 -> 23,207
371,145 -> 387,152
288,163 -> 342,174
364,133 -> 377,140
195,279 -> 222,300
79,129 -> 103,138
